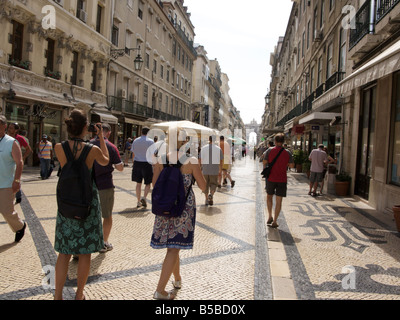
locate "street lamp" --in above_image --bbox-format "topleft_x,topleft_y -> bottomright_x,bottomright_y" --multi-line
110,46 -> 144,71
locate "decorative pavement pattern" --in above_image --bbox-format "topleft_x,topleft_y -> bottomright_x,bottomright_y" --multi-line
0,157 -> 399,300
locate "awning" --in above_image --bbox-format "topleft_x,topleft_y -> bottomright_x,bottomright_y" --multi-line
299,112 -> 341,125
91,110 -> 118,124
313,38 -> 400,110
124,117 -> 142,125
262,128 -> 283,134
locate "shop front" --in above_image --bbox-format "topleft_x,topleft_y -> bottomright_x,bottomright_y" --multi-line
5,101 -> 64,166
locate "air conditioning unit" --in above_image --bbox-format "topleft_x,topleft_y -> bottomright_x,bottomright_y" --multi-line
54,0 -> 64,6
120,89 -> 127,99
78,9 -> 88,23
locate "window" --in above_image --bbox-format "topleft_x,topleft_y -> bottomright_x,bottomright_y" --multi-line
145,53 -> 150,69
307,21 -> 310,49
91,61 -> 98,92
112,25 -> 119,46
10,20 -> 24,63
138,2 -> 143,20
329,0 -> 335,11
339,28 -> 347,73
70,51 -> 78,85
320,0 -> 325,28
326,43 -> 333,79
390,72 -> 400,186
96,5 -> 102,33
313,7 -> 318,40
153,59 -> 157,73
317,56 -> 323,86
143,84 -> 148,106
46,38 -> 55,72
160,65 -> 164,79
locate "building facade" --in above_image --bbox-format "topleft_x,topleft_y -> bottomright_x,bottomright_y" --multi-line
263,0 -> 400,213
0,0 -> 113,165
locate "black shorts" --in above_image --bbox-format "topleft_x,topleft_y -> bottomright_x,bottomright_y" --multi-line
266,181 -> 287,197
132,161 -> 153,185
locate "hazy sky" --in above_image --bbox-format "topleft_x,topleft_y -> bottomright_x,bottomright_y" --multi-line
184,0 -> 293,124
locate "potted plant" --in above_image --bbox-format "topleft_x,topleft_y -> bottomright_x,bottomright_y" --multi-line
335,172 -> 351,196
393,205 -> 400,232
302,159 -> 311,178
293,149 -> 304,173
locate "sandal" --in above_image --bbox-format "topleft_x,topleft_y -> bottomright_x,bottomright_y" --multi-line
270,222 -> 279,229
153,291 -> 175,300
267,217 -> 273,225
172,280 -> 182,289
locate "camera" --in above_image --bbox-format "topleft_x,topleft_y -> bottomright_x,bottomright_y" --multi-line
88,123 -> 101,133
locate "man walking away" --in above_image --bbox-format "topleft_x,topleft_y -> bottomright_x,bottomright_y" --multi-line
38,135 -> 53,180
131,127 -> 154,208
0,116 -> 26,242
91,123 -> 124,253
263,133 -> 293,228
308,144 -> 328,197
199,135 -> 223,205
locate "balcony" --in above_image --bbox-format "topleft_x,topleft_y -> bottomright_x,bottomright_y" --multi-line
276,92 -> 315,127
325,72 -> 346,92
107,96 -> 184,121
376,0 -> 400,23
349,0 -> 400,60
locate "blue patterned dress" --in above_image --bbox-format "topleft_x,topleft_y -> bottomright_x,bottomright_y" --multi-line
151,174 -> 196,249
54,172 -> 104,255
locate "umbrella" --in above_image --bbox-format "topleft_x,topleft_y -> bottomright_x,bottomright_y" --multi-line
151,120 -> 217,137
228,136 -> 246,145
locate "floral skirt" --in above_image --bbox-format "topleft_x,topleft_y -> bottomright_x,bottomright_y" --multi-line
54,185 -> 104,255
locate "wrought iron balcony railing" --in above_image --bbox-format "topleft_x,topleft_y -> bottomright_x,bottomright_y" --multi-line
349,0 -> 376,50
376,0 -> 400,23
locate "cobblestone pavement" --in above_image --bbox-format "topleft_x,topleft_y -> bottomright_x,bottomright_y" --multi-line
0,157 -> 399,300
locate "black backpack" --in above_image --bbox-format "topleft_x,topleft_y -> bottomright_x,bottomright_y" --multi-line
56,141 -> 94,220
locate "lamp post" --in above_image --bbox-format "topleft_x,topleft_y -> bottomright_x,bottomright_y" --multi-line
110,46 -> 144,71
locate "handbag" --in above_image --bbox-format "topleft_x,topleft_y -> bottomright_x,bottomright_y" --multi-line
261,148 -> 285,179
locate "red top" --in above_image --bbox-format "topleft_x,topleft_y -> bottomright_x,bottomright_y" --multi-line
266,146 -> 292,183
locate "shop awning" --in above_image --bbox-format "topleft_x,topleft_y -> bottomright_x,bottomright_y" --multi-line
124,117 -> 142,125
262,128 -> 283,134
91,110 -> 118,124
299,112 -> 341,125
313,38 -> 400,110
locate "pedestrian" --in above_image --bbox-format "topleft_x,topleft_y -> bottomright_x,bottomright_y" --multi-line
124,137 -> 132,167
263,133 -> 294,228
318,147 -> 335,195
0,116 -> 26,242
199,135 -> 223,205
7,123 -> 32,204
218,136 -> 235,188
90,123 -> 124,253
308,144 -> 328,196
131,126 -> 154,208
151,129 -> 206,300
53,109 -> 109,300
37,134 -> 53,180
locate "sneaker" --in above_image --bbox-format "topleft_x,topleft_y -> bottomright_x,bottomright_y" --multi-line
15,222 -> 26,242
100,242 -> 113,253
141,198 -> 147,208
208,194 -> 213,206
137,201 -> 142,208
231,181 -> 235,188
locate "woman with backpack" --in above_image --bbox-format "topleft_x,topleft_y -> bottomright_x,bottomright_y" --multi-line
151,129 -> 206,300
53,109 -> 109,300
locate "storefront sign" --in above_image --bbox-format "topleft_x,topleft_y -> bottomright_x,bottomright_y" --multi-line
25,104 -> 58,120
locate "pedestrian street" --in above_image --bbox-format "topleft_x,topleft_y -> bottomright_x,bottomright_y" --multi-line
0,157 -> 400,300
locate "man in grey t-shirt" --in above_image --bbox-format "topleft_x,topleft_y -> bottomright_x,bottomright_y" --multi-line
308,144 -> 328,196
199,136 -> 223,206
